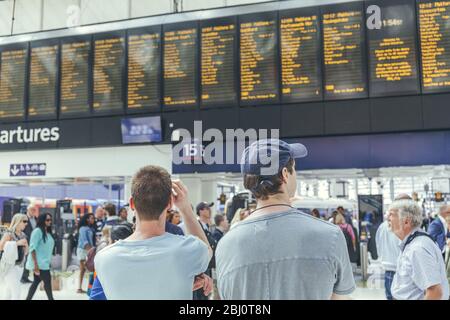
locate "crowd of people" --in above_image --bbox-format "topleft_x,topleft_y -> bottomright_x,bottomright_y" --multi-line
0,138 -> 450,300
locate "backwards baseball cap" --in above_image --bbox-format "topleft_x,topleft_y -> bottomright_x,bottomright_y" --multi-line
241,139 -> 308,176
196,202 -> 214,215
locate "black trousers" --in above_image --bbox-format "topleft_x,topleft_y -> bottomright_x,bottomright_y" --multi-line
26,270 -> 54,300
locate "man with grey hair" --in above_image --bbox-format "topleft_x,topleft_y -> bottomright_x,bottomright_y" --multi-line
389,199 -> 449,300
428,204 -> 450,259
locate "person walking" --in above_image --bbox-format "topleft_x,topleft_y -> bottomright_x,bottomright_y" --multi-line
77,213 -> 95,294
25,213 -> 55,300
21,204 -> 38,284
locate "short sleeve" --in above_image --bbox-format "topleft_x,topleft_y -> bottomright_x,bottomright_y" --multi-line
333,229 -> 356,295
410,244 -> 442,291
180,236 -> 210,277
28,228 -> 42,254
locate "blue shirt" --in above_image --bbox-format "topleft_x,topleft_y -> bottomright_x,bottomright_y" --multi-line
78,226 -> 94,250
26,228 -> 55,271
93,233 -> 209,300
89,225 -> 187,300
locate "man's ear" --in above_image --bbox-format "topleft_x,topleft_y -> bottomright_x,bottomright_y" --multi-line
129,197 -> 135,210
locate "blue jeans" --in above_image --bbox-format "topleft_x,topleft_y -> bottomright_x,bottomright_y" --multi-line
384,271 -> 395,300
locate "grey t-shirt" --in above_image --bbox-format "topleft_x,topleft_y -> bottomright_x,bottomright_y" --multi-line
216,209 -> 356,300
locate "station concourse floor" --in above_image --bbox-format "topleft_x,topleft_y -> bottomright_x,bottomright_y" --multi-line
1,272 -> 386,300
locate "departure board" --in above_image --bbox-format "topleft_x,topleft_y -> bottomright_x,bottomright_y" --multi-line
28,44 -> 58,118
201,18 -> 237,107
418,0 -> 450,93
163,24 -> 198,107
322,3 -> 367,100
93,34 -> 125,113
0,47 -> 27,119
368,0 -> 420,97
60,39 -> 90,115
240,13 -> 279,104
128,28 -> 161,111
280,8 -> 322,103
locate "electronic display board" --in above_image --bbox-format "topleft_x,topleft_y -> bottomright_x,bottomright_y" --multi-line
368,0 -> 420,97
240,12 -> 279,104
0,46 -> 27,119
60,38 -> 90,116
28,42 -> 58,118
280,7 -> 322,103
322,2 -> 367,100
163,23 -> 198,108
128,27 -> 161,111
93,33 -> 125,114
418,0 -> 450,93
200,17 -> 237,107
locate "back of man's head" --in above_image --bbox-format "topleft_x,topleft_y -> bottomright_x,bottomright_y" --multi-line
131,165 -> 172,221
104,203 -> 116,217
214,214 -> 225,227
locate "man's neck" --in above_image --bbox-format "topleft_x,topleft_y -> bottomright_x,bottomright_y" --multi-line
199,218 -> 209,225
216,226 -> 225,233
129,219 -> 165,240
249,194 -> 292,219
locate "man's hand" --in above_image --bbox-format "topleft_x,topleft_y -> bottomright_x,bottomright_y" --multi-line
172,180 -> 191,213
17,239 -> 27,246
192,274 -> 213,296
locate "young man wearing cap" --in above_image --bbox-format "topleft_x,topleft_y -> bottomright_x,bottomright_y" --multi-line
215,139 -> 356,300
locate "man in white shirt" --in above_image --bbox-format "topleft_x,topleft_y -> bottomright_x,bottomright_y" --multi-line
94,165 -> 213,300
389,199 -> 449,300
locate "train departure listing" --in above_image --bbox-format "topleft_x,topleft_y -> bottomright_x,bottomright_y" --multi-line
281,9 -> 322,102
201,22 -> 236,106
368,0 -> 419,97
93,36 -> 125,113
322,6 -> 367,100
0,48 -> 27,118
163,27 -> 197,107
61,41 -> 90,115
28,45 -> 58,117
128,32 -> 160,110
419,0 -> 450,93
240,17 -> 278,103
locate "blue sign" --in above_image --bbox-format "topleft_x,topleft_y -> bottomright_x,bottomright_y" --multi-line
121,116 -> 162,144
10,163 -> 46,177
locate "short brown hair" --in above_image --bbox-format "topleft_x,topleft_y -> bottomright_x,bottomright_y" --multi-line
243,158 -> 294,200
214,214 -> 225,227
104,203 -> 116,217
131,165 -> 172,221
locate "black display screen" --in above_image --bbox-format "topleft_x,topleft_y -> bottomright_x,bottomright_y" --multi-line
28,43 -> 58,118
201,17 -> 237,107
128,27 -> 161,111
280,7 -> 322,103
368,0 -> 420,97
0,46 -> 27,119
60,38 -> 90,116
418,0 -> 450,93
322,2 -> 368,100
93,33 -> 125,114
163,23 -> 198,107
239,12 -> 279,104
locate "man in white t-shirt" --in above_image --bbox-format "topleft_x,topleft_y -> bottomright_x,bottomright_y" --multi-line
94,165 -> 213,300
